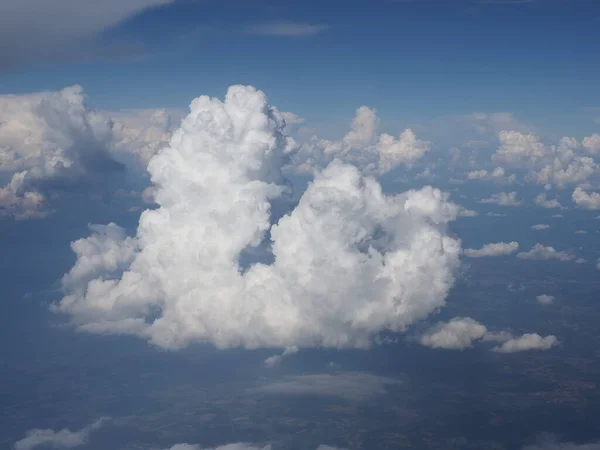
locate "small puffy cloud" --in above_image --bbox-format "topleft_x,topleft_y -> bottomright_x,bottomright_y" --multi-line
264,346 -> 299,368
575,229 -> 588,235
493,131 -> 547,165
245,22 -> 329,37
252,372 -> 400,402
419,317 -> 488,350
572,187 -> 600,210
517,244 -> 575,262
534,193 -> 563,209
463,241 -> 519,258
55,85 -> 461,351
536,294 -> 555,305
294,107 -> 429,174
582,133 -> 600,153
14,418 -> 108,450
479,191 -> 521,206
492,333 -> 558,353
531,224 -> 550,230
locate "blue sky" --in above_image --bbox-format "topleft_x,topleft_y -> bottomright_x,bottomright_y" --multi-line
1,0 -> 599,137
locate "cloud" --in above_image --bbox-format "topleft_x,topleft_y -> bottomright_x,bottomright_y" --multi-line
522,435 -> 600,450
479,191 -> 521,206
536,294 -> 555,305
14,418 -> 108,450
418,317 -> 556,353
245,22 -> 329,37
582,134 -> 600,153
492,333 -> 558,353
534,193 -> 563,209
517,244 -> 574,261
572,187 -> 600,210
0,0 -> 174,70
55,85 -> 462,351
252,372 -> 401,402
492,132 -> 598,189
161,445 -> 270,450
264,345 -> 299,367
294,106 -> 430,174
0,85 -> 125,218
463,241 -> 519,258
419,317 -> 488,350
531,224 -> 550,230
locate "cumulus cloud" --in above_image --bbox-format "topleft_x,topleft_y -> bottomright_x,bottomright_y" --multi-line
492,132 -> 598,189
531,224 -> 550,230
536,294 -> 555,305
419,317 -> 488,350
582,134 -> 600,153
572,187 -> 600,210
463,241 -> 519,258
517,244 -> 574,261
264,346 -> 299,367
0,0 -> 174,70
252,372 -> 400,402
479,191 -> 521,206
0,85 -> 124,218
55,85 -> 461,351
419,317 -> 556,353
492,333 -> 558,353
534,193 -> 563,209
14,418 -> 108,450
294,106 -> 430,174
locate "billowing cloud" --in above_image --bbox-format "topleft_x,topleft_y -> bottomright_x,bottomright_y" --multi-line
531,224 -> 550,230
572,187 -> 600,210
479,191 -> 521,206
0,85 -> 124,218
419,317 -> 488,350
463,241 -> 519,258
517,244 -> 574,261
55,85 -> 461,351
536,294 -> 555,305
14,418 -> 108,450
492,333 -> 558,353
493,131 -> 547,165
0,0 -> 174,70
252,372 -> 400,402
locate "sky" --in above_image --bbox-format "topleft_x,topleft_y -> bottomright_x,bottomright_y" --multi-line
2,1 -> 600,450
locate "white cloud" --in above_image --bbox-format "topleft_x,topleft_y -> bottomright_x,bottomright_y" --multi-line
161,445 -> 270,450
264,346 -> 299,368
0,85 -> 123,218
493,131 -> 547,165
534,193 -> 563,209
492,333 -> 558,353
479,191 -> 521,206
419,317 -> 488,350
55,85 -> 461,351
252,372 -> 400,402
0,0 -> 174,69
463,241 -> 519,258
531,224 -> 550,230
572,187 -> 600,210
582,133 -> 600,153
14,418 -> 108,450
245,22 -> 329,37
294,107 -> 429,174
536,294 -> 555,305
517,244 -> 574,262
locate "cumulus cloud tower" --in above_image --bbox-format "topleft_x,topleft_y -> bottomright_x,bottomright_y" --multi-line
57,85 -> 462,351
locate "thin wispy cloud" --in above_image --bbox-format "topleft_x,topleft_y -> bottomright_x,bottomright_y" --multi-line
245,22 -> 329,37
